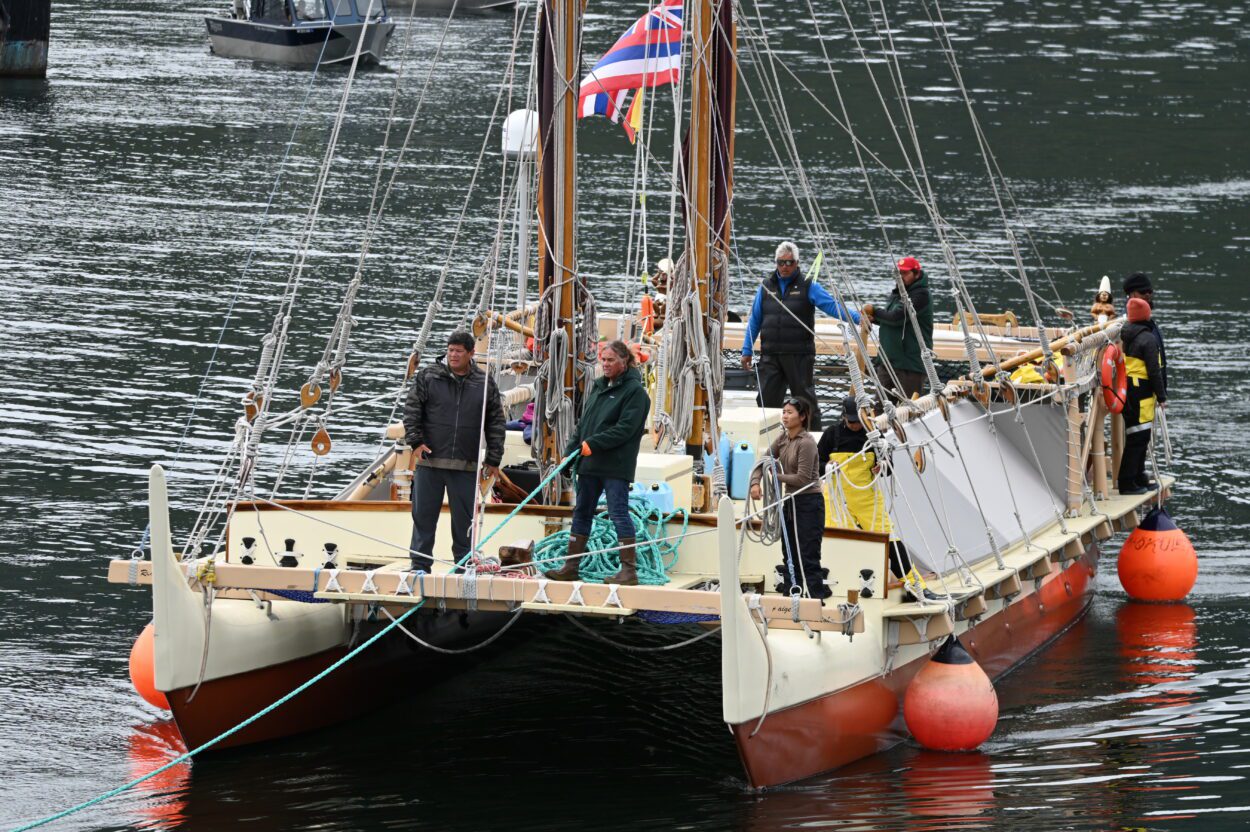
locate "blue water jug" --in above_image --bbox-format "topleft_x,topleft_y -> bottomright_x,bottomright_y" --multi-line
730,441 -> 754,500
705,429 -> 730,477
632,481 -> 675,514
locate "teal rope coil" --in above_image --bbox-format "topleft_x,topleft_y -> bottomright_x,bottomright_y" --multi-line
14,452 -> 582,832
532,497 -> 690,585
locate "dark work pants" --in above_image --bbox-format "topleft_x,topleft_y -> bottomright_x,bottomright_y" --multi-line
756,352 -> 821,430
571,474 -> 635,542
888,540 -> 914,580
1118,382 -> 1154,490
875,360 -> 925,403
409,465 -> 476,571
779,492 -> 826,592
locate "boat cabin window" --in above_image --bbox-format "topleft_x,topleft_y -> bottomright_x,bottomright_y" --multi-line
330,0 -> 355,18
294,0 -> 328,20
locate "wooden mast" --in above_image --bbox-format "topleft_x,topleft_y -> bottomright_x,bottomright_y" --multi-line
683,0 -> 735,459
536,0 -> 582,499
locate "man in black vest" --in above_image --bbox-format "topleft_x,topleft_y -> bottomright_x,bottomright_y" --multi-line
740,241 -> 862,430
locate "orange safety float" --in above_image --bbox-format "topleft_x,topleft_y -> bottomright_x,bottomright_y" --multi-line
638,293 -> 655,335
1100,344 -> 1128,414
1117,507 -> 1198,602
903,635 -> 998,751
129,622 -> 170,710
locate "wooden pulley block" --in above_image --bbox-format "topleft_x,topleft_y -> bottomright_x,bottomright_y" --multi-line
1000,381 -> 1016,404
300,382 -> 322,408
329,369 -> 342,392
243,391 -> 263,422
889,417 -> 907,444
913,447 -> 927,474
972,383 -> 992,408
936,396 -> 951,422
406,352 -> 420,379
471,313 -> 489,340
311,425 -> 332,456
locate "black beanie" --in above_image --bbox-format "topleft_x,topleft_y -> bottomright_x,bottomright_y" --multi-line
1123,272 -> 1152,295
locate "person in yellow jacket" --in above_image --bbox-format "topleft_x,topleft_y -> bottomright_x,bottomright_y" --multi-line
1118,297 -> 1167,494
817,396 -> 933,599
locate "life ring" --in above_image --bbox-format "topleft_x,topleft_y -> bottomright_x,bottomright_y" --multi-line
1100,344 -> 1128,414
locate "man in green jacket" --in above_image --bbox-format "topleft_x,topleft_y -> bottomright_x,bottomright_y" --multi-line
864,256 -> 934,402
545,340 -> 651,585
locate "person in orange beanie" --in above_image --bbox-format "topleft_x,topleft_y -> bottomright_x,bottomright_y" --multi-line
1118,297 -> 1167,494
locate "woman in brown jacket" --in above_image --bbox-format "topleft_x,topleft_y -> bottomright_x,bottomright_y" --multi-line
749,397 -> 829,599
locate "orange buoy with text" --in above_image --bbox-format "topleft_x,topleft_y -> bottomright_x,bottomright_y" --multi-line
903,635 -> 998,751
129,622 -> 170,710
1117,507 -> 1197,602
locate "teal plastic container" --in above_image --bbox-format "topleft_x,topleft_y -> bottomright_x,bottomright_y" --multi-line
730,442 -> 754,499
631,481 -> 675,514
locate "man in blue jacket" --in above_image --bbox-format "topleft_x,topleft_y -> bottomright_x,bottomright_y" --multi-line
740,241 -> 861,430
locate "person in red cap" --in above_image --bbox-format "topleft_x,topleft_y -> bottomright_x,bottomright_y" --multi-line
1118,297 -> 1167,494
862,256 -> 934,402
1123,271 -> 1167,395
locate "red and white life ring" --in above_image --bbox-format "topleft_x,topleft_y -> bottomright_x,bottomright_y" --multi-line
1100,344 -> 1128,414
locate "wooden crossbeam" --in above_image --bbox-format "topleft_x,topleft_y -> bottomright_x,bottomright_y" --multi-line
106,560 -> 838,626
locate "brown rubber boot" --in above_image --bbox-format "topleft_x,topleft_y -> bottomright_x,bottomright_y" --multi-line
606,537 -> 639,586
544,533 -> 586,581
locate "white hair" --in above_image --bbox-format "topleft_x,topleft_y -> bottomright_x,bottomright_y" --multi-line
774,241 -> 800,262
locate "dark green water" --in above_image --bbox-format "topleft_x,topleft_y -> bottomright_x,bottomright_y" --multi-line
2,0 -> 1249,829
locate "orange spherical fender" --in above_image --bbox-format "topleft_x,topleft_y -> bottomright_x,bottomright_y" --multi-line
628,341 -> 650,364
1118,507 -> 1198,601
1100,344 -> 1128,414
903,636 -> 998,751
129,622 -> 170,710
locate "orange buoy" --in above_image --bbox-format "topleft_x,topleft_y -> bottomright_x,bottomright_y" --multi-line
1117,507 -> 1197,602
903,635 -> 998,751
129,622 -> 170,710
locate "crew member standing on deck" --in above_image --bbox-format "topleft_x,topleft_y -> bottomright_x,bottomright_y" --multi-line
740,241 -> 861,431
863,256 -> 934,402
404,331 -> 505,573
817,395 -> 929,598
750,397 -> 830,600
1123,272 -> 1168,395
1118,298 -> 1166,495
545,340 -> 651,586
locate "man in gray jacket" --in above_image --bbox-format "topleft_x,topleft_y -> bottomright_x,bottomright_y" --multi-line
404,331 -> 506,572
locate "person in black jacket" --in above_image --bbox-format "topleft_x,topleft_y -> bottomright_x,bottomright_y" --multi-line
1118,298 -> 1167,495
1123,272 -> 1168,396
403,331 -> 506,572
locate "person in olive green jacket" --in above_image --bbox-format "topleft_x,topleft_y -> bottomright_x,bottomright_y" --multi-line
545,340 -> 651,585
863,256 -> 934,402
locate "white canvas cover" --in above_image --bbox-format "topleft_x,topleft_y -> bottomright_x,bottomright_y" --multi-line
881,398 -> 1069,576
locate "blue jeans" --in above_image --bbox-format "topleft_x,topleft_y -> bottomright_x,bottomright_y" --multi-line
572,475 -> 634,541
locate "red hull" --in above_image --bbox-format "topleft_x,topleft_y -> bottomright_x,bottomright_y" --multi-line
166,609 -> 515,751
732,546 -> 1099,788
166,631 -> 415,751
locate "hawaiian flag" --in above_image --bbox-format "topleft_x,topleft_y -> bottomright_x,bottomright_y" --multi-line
577,0 -> 684,142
